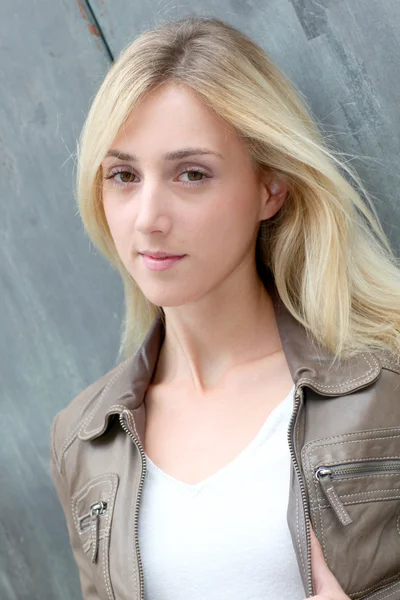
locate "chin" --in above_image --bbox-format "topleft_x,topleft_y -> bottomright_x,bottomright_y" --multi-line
140,284 -> 201,308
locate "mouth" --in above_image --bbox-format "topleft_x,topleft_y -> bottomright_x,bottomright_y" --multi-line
139,252 -> 187,271
139,251 -> 185,259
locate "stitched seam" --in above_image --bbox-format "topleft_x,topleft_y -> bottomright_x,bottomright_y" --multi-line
102,502 -> 113,600
303,430 -> 400,454
127,408 -> 140,440
356,577 -> 400,598
60,390 -> 110,460
83,532 -> 107,551
103,475 -> 118,600
297,352 -> 379,392
325,487 -> 351,524
320,496 -> 400,509
60,360 -> 132,460
315,439 -> 400,449
81,360 -> 133,438
325,453 -> 400,461
380,361 -> 400,374
319,490 -> 400,508
377,585 -> 400,600
340,489 -> 400,498
81,403 -> 133,436
295,489 -> 306,577
107,404 -> 130,413
323,496 -> 400,505
297,376 -> 374,392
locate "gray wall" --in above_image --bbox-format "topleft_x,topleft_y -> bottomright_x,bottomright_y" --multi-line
1,1 -> 399,598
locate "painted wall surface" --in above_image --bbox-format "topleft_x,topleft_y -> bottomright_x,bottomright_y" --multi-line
1,1 -> 399,599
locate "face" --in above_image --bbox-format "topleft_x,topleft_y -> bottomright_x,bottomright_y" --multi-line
101,83 -> 287,308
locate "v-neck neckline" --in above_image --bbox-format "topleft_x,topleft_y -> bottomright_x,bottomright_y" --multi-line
144,384 -> 295,493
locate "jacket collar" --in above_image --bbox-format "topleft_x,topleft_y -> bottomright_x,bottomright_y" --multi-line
79,278 -> 381,442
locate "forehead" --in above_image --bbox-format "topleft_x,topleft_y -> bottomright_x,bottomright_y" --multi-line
111,83 -> 243,157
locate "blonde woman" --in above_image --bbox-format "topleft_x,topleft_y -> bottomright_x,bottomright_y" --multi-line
50,15 -> 400,600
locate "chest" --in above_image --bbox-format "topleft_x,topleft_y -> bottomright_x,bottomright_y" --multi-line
142,377 -> 294,485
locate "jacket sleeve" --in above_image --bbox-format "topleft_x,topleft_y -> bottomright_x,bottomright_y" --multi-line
50,412 -> 100,600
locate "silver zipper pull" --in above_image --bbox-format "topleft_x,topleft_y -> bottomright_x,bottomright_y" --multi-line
315,468 -> 353,527
90,501 -> 107,563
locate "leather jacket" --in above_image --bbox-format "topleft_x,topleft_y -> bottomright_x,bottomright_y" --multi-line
50,281 -> 400,600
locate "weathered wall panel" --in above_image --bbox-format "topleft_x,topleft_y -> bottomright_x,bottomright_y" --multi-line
0,1 -> 116,599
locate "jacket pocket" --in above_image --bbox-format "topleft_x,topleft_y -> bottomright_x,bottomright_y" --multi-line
71,473 -> 119,600
302,428 -> 400,599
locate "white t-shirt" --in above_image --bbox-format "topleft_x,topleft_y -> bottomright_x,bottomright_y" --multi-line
138,384 -> 306,599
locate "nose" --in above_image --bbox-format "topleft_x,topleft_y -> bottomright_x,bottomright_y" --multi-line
135,179 -> 171,235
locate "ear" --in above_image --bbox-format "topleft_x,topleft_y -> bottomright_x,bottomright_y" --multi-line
258,173 -> 289,221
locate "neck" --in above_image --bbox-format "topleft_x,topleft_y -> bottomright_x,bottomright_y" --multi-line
155,267 -> 283,393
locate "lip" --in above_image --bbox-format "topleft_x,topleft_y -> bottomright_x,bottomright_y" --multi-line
140,251 -> 184,259
139,253 -> 186,271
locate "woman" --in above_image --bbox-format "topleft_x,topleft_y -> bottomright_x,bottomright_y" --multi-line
50,15 -> 400,600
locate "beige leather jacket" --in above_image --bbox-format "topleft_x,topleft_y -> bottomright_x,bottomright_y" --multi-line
50,282 -> 400,600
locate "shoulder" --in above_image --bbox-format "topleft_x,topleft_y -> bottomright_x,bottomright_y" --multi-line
50,357 -> 131,470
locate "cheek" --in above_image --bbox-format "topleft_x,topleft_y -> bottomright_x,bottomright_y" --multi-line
194,188 -> 260,251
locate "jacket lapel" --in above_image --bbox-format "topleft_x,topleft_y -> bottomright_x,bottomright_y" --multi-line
267,281 -> 381,395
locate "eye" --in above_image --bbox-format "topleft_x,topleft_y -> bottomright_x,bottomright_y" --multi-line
177,168 -> 209,185
103,169 -> 136,187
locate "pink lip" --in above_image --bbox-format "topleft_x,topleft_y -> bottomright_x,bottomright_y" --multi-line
140,253 -> 186,271
141,251 -> 182,258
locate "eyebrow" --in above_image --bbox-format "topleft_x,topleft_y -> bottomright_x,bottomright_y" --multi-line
104,147 -> 224,162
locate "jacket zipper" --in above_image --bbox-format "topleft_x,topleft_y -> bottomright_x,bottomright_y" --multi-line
119,411 -> 146,600
314,460 -> 400,527
315,460 -> 400,480
90,500 -> 108,563
78,500 -> 108,563
287,385 -> 313,597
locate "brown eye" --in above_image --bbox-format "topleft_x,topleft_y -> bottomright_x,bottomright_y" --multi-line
118,171 -> 135,183
187,170 -> 204,181
104,170 -> 137,187
178,168 -> 209,185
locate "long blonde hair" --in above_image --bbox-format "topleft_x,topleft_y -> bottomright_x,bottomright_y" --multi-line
76,15 -> 400,365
